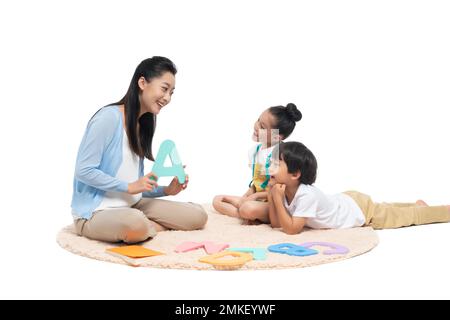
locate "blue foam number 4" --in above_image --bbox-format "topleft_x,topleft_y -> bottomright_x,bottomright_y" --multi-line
151,140 -> 186,184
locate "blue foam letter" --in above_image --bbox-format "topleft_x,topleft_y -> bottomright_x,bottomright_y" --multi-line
268,243 -> 318,257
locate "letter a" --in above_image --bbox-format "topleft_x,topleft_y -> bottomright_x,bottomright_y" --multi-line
152,140 -> 186,183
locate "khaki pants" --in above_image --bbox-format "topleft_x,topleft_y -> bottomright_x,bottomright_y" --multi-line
344,191 -> 450,229
74,198 -> 208,243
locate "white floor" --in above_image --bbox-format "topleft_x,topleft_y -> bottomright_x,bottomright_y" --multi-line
2,221 -> 449,300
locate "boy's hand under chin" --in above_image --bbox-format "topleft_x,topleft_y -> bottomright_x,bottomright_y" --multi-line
271,183 -> 286,200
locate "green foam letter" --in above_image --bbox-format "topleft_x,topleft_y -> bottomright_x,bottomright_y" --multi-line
151,140 -> 186,184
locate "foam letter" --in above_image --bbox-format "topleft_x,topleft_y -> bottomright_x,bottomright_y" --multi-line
268,243 -> 318,257
298,242 -> 349,255
227,247 -> 267,260
152,139 -> 186,183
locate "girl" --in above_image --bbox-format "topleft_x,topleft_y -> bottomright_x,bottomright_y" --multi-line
213,103 -> 302,223
71,57 -> 208,244
267,142 -> 450,235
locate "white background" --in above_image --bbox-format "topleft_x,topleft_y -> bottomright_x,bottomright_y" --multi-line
1,0 -> 449,299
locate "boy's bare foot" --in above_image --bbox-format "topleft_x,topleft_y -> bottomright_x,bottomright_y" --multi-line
416,200 -> 429,206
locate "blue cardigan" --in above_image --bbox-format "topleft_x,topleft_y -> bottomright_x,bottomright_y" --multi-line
71,105 -> 165,219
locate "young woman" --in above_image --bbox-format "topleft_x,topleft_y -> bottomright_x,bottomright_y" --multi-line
71,57 -> 207,243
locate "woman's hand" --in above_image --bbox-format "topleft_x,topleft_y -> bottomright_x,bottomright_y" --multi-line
128,172 -> 158,194
164,175 -> 189,196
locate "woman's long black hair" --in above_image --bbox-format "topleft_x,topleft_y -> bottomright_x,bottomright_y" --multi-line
109,56 -> 177,160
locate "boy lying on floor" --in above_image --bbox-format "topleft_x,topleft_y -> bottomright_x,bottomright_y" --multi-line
266,142 -> 450,235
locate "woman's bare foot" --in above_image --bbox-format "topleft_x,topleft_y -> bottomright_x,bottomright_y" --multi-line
149,220 -> 167,232
416,200 -> 429,206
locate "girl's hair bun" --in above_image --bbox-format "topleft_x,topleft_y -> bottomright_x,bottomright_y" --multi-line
286,103 -> 302,122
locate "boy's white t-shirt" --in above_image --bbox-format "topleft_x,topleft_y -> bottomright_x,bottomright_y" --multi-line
283,184 -> 366,229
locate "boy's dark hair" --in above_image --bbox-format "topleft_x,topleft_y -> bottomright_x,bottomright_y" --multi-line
274,141 -> 317,185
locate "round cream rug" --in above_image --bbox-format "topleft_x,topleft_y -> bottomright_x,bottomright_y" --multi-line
57,204 -> 379,270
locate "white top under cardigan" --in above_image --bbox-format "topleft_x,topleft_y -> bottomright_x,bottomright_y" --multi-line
94,130 -> 142,211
